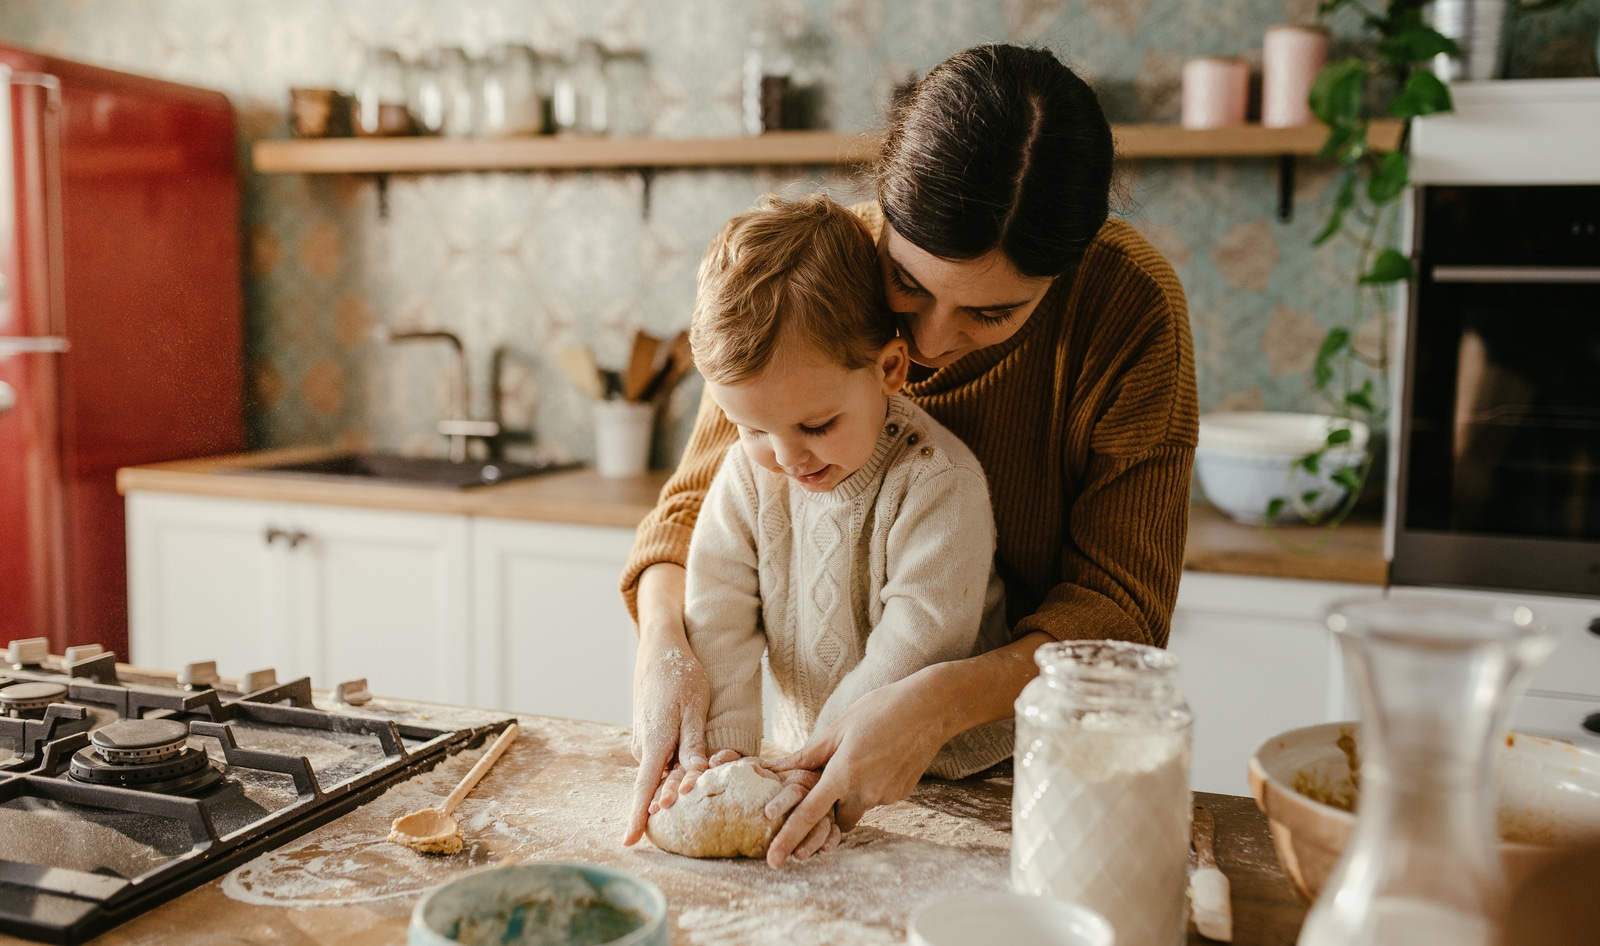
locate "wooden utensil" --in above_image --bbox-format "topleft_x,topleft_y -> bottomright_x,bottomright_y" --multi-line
1190,803 -> 1233,941
555,347 -> 605,401
621,330 -> 662,402
639,330 -> 691,403
388,722 -> 520,856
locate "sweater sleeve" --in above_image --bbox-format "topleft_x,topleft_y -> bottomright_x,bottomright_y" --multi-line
684,449 -> 766,759
813,464 -> 996,732
1014,267 -> 1197,648
619,384 -> 740,623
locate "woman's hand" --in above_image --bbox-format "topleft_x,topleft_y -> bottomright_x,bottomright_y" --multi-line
623,564 -> 711,847
764,670 -> 952,866
763,767 -> 842,867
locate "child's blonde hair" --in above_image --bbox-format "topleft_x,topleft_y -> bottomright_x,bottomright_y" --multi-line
690,194 -> 895,385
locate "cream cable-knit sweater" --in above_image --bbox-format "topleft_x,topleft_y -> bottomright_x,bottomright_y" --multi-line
685,394 -> 1014,780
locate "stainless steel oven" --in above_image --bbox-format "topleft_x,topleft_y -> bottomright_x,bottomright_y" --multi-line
1391,184 -> 1600,596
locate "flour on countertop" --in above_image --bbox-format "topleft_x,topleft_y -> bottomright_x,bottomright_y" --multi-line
221,714 -> 1011,945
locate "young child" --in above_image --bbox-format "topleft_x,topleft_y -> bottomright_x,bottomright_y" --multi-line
683,194 -> 1013,781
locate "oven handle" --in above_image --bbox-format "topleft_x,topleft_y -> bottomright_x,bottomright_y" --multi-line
1431,265 -> 1600,284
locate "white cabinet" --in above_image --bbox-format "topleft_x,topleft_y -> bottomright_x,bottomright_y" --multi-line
126,491 -> 638,723
1169,572 -> 1371,796
470,519 -> 639,726
126,492 -> 471,705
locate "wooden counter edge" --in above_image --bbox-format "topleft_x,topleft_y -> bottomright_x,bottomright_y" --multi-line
117,449 -> 671,530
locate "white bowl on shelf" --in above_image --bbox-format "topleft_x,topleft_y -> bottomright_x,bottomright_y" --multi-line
1196,412 -> 1369,524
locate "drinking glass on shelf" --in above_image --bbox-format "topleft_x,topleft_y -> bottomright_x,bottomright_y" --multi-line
414,47 -> 477,138
480,43 -> 544,137
553,40 -> 608,136
353,47 -> 412,136
604,47 -> 649,137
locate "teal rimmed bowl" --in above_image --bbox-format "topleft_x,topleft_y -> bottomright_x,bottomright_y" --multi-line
409,862 -> 668,946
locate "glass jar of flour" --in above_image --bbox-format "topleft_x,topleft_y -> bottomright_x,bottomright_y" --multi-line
1013,641 -> 1193,946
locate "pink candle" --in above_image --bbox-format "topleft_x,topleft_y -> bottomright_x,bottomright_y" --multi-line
1181,58 -> 1250,129
1262,25 -> 1329,128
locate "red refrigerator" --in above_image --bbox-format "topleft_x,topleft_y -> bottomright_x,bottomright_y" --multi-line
0,46 -> 244,659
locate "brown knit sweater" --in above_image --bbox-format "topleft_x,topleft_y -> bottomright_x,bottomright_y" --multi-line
622,205 -> 1198,648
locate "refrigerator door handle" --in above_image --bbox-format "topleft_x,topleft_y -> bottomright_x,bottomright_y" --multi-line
0,336 -> 69,355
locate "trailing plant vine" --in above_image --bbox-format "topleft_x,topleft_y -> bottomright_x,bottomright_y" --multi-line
1265,0 -> 1458,526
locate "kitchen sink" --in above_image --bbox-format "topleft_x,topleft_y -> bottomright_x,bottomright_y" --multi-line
231,452 -> 577,490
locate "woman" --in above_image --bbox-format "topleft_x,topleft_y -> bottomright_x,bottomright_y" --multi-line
622,43 -> 1198,866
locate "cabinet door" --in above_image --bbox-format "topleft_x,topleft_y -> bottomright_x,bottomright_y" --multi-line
471,519 -> 639,725
1169,573 -> 1367,796
126,491 -> 294,678
286,503 -> 471,705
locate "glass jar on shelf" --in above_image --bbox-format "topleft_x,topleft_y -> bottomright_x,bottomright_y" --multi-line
353,47 -> 412,137
603,46 -> 649,138
1012,640 -> 1193,946
552,40 -> 608,136
480,42 -> 544,137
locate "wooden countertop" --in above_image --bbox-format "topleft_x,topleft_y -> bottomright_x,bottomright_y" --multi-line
118,449 -> 1389,583
116,447 -> 673,529
1184,502 -> 1388,586
3,706 -> 1307,946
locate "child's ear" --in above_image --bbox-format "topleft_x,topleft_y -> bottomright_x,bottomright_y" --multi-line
877,337 -> 910,395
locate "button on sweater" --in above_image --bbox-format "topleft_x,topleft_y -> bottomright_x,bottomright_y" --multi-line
687,395 -> 1013,779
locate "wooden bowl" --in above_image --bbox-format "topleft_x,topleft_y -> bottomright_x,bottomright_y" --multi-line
1249,722 -> 1600,901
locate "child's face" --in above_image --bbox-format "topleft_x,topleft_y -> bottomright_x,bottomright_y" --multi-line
708,339 -> 909,493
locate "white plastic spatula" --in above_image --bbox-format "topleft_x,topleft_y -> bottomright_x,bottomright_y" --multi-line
1190,803 -> 1233,941
389,722 -> 519,855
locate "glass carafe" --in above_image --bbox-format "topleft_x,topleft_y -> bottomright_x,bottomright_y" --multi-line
1298,598 -> 1555,946
1013,640 -> 1193,946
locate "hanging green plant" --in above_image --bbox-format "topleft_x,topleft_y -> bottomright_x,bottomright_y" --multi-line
1264,0 -> 1458,526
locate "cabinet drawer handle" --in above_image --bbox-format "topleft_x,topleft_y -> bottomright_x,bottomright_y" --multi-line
1585,713 -> 1600,736
265,527 -> 311,548
1588,617 -> 1600,638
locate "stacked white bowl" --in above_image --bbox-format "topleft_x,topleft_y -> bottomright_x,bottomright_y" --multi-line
1195,412 -> 1370,524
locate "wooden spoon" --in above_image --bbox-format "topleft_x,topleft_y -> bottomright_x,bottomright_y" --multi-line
389,722 -> 519,855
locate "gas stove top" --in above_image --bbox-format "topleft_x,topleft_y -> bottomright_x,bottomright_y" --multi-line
0,638 -> 514,945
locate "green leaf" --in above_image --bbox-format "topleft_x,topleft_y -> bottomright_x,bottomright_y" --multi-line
1377,25 -> 1459,63
1346,380 -> 1376,413
1300,450 -> 1324,475
1314,172 -> 1358,247
1310,58 -> 1367,128
1366,150 -> 1409,204
1332,465 -> 1365,492
1301,490 -> 1324,505
1327,427 -> 1354,445
1316,123 -> 1355,162
1389,69 -> 1453,120
1360,248 -> 1414,284
1266,497 -> 1287,520
1314,328 -> 1351,388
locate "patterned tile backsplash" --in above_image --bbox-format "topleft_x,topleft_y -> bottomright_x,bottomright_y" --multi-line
2,0 -> 1594,466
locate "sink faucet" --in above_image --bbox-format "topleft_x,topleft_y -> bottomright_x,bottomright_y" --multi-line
377,327 -> 499,462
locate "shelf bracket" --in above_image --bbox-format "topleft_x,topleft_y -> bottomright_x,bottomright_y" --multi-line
1276,155 -> 1295,223
376,173 -> 391,220
638,168 -> 655,221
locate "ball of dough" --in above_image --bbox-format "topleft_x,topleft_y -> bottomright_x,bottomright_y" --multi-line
646,758 -> 784,859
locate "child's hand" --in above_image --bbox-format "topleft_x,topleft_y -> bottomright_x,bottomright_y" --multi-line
649,749 -> 741,815
624,640 -> 712,847
763,768 -> 842,868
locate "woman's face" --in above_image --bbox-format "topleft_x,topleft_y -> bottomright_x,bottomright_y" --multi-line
878,222 -> 1058,370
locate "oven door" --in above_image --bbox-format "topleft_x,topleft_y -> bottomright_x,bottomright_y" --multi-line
1394,264 -> 1600,596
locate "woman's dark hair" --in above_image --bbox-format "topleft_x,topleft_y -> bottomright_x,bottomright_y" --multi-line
876,44 -> 1113,278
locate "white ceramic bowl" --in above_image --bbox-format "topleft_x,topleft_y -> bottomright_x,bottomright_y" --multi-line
909,892 -> 1115,946
409,862 -> 667,946
1196,412 -> 1369,524
1249,722 -> 1600,900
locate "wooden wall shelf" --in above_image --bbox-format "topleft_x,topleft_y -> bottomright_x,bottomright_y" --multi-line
252,121 -> 1405,175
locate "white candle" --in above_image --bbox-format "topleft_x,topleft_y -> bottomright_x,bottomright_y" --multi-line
1181,58 -> 1250,130
1263,25 -> 1329,128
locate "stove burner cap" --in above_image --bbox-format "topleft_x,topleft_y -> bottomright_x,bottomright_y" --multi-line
0,682 -> 68,717
90,718 -> 190,764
